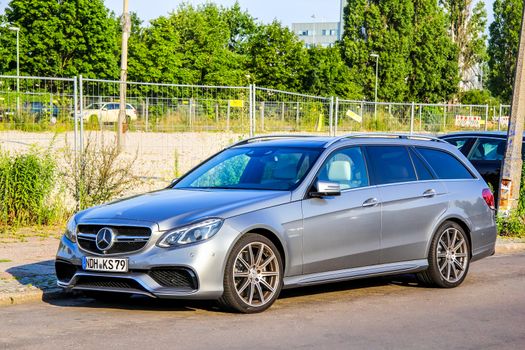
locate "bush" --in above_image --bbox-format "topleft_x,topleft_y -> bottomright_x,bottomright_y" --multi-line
497,163 -> 525,238
0,147 -> 66,227
62,136 -> 140,210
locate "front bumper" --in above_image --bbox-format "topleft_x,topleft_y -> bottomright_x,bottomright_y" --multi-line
55,222 -> 241,300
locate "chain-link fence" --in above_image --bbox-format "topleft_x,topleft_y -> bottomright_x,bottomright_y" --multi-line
335,99 -> 511,135
1,74 -> 519,208
254,87 -> 333,135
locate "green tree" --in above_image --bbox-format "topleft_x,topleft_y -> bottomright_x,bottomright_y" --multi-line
410,0 -> 459,102
304,46 -> 362,99
128,3 -> 247,86
4,0 -> 119,78
246,21 -> 308,91
440,0 -> 488,90
488,0 -> 524,103
341,0 -> 458,102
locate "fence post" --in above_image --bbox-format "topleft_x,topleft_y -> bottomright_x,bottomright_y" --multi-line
443,104 -> 447,131
485,104 -> 489,131
419,103 -> 423,131
281,101 -> 285,122
215,102 -> 219,124
410,102 -> 415,135
249,84 -> 254,136
260,101 -> 265,131
334,97 -> 339,135
145,97 -> 149,132
189,98 -> 194,130
329,96 -> 334,136
73,77 -> 78,156
226,100 -> 231,132
79,75 -> 84,151
498,104 -> 502,131
296,101 -> 300,128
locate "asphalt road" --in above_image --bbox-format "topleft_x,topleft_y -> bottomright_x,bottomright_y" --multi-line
1,252 -> 525,350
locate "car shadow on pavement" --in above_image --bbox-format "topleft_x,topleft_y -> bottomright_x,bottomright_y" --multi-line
5,259 -> 59,294
279,274 -> 425,300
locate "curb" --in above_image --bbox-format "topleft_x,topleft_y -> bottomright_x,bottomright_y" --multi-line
0,289 -> 66,307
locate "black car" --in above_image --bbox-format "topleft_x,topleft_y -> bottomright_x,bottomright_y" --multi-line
440,132 -> 525,193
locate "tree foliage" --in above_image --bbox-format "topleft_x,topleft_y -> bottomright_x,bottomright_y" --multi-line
4,0 -> 119,78
440,0 -> 488,90
488,0 -> 524,103
340,0 -> 458,103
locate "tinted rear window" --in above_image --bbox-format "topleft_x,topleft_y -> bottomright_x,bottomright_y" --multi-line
367,146 -> 417,185
409,148 -> 434,181
417,148 -> 474,180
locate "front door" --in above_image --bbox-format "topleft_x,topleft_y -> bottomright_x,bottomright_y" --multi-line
302,146 -> 381,274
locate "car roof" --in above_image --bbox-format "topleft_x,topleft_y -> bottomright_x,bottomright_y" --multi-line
440,131 -> 525,140
231,134 -> 453,150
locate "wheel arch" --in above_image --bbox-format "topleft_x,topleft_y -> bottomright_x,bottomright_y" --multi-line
227,226 -> 287,274
430,216 -> 473,258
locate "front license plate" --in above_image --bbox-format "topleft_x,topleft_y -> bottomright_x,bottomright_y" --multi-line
82,256 -> 128,273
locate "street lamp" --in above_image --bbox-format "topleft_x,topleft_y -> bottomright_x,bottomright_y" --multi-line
370,53 -> 379,120
8,26 -> 20,113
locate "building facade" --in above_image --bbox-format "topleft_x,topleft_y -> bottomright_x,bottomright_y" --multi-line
292,0 -> 347,48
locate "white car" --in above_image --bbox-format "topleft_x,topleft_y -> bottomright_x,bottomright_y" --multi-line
82,102 -> 138,123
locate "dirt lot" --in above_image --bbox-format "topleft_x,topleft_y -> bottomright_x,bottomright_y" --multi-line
0,130 -> 247,194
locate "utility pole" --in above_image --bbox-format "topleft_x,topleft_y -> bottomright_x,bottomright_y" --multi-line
118,0 -> 130,149
499,3 -> 525,214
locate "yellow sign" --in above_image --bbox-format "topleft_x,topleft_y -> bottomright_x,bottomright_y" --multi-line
229,100 -> 244,108
346,110 -> 362,123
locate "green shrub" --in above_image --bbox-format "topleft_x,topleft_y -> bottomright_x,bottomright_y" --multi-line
0,147 -> 66,227
497,163 -> 525,237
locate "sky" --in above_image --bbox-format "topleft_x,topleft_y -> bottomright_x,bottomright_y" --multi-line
0,0 -> 496,29
103,0 -> 495,27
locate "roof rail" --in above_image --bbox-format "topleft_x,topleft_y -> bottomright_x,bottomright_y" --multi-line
228,134 -> 317,148
325,133 -> 446,148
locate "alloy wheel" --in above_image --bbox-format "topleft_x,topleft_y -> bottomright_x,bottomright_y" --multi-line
436,228 -> 469,283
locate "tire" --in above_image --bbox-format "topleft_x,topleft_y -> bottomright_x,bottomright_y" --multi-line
417,221 -> 470,288
218,233 -> 283,313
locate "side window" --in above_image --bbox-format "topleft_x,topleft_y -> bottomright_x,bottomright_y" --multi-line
317,147 -> 369,190
367,146 -> 417,185
445,137 -> 472,155
417,148 -> 474,180
409,148 -> 434,181
468,138 -> 506,161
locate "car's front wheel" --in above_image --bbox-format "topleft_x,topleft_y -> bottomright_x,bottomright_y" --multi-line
418,221 -> 470,288
219,233 -> 283,313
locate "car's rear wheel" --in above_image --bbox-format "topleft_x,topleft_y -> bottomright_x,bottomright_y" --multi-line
218,233 -> 283,313
418,221 -> 470,288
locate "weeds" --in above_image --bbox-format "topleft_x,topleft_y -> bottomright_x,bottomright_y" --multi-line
497,163 -> 525,238
0,146 -> 67,228
62,135 -> 140,210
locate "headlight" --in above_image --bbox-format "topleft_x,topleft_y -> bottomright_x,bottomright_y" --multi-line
64,216 -> 77,243
157,218 -> 223,248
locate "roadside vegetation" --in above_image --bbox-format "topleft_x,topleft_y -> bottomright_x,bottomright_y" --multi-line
0,137 -> 140,238
497,164 -> 525,238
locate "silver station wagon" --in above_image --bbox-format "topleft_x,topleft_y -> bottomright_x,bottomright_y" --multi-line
56,134 -> 497,313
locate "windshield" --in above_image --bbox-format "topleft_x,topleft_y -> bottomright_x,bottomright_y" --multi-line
174,146 -> 322,191
86,103 -> 104,109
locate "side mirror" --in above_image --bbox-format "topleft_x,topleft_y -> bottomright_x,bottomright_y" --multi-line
167,178 -> 179,188
309,181 -> 341,198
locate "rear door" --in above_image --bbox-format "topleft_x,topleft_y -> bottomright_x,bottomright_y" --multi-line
365,145 -> 448,264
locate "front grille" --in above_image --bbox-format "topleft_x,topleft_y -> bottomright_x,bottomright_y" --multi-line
75,276 -> 145,291
148,267 -> 198,290
77,225 -> 151,255
55,260 -> 77,282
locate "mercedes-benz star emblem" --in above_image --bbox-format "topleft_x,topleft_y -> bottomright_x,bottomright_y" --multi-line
96,227 -> 115,252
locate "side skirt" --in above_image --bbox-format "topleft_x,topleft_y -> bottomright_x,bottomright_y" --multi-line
283,259 -> 428,289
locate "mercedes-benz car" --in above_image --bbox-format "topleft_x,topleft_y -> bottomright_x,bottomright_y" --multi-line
56,134 -> 497,313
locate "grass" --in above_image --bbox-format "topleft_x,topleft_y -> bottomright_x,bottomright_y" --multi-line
0,259 -> 12,263
0,225 -> 63,243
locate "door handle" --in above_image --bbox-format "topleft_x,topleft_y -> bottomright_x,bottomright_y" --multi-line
362,198 -> 379,207
422,189 -> 437,197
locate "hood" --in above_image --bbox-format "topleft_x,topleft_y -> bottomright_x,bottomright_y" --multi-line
76,189 -> 291,231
